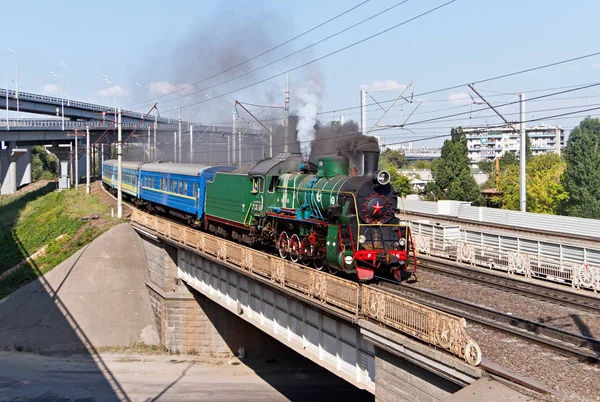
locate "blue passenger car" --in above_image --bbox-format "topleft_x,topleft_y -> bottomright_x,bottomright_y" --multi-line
139,163 -> 235,218
101,160 -> 144,197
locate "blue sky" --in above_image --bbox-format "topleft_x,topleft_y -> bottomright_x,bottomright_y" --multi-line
2,0 -> 600,147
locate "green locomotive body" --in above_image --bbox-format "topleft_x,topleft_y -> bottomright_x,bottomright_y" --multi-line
204,152 -> 415,281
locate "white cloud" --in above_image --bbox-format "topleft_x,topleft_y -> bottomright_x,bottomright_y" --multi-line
41,84 -> 60,96
447,92 -> 472,106
592,64 -> 600,69
147,81 -> 190,94
360,80 -> 407,91
98,85 -> 128,97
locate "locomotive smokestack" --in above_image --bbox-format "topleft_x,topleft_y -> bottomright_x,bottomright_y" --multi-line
363,150 -> 379,178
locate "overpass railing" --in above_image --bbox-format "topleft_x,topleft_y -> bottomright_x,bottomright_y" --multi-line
0,119 -> 262,134
412,233 -> 600,292
131,209 -> 482,366
0,88 -> 265,136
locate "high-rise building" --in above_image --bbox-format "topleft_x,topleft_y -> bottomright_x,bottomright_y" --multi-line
463,124 -> 564,167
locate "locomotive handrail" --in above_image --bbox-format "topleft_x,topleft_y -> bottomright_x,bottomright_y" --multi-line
130,208 -> 482,366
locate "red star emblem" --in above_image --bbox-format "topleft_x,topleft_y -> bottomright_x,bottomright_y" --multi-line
372,201 -> 384,215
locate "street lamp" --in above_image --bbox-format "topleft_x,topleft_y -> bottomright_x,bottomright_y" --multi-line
50,71 -> 65,130
6,48 -> 18,113
0,65 -> 8,129
60,61 -> 70,106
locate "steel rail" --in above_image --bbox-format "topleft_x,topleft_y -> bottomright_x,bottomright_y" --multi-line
418,256 -> 600,314
375,281 -> 600,363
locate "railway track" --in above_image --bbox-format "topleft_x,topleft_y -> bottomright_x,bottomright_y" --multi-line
417,256 -> 600,314
376,280 -> 600,363
107,184 -> 600,362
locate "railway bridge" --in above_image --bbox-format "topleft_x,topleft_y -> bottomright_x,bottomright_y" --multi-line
128,209 -> 531,401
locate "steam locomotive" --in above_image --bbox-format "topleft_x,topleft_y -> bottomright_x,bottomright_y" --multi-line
102,150 -> 416,281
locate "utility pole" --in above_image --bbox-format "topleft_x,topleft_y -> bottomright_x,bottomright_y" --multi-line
227,135 -> 231,165
189,125 -> 193,163
173,132 -> 177,162
495,156 -> 499,188
284,73 -> 290,152
147,124 -> 151,162
86,126 -> 90,194
74,132 -> 79,190
69,143 -> 73,187
468,85 -> 527,211
238,130 -> 242,168
269,125 -> 273,158
153,116 -> 157,162
519,93 -> 526,212
178,108 -> 182,163
117,108 -> 122,219
232,112 -> 237,166
360,89 -> 367,136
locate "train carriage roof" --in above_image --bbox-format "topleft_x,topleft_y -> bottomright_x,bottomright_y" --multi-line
103,160 -> 145,170
140,162 -> 235,176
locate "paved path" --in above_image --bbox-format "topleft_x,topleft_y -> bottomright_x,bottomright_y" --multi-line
0,223 -> 158,353
0,352 -> 372,402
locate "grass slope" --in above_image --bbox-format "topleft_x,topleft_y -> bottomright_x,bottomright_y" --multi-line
0,184 -> 121,299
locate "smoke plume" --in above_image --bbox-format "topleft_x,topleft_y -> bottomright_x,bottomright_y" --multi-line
310,121 -> 379,169
295,69 -> 324,157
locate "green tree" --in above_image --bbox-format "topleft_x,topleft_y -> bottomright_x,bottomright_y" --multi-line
407,159 -> 432,170
430,128 -> 482,204
31,146 -> 58,181
478,160 -> 493,174
527,153 -> 568,214
379,149 -> 406,169
497,152 -> 568,214
379,158 -> 412,196
561,118 -> 600,218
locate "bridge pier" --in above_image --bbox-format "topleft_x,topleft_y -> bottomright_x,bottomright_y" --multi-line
141,235 -> 289,358
0,142 -> 28,195
47,144 -> 72,190
16,146 -> 31,188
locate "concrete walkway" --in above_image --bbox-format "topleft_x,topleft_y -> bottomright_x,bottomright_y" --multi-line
0,223 -> 159,353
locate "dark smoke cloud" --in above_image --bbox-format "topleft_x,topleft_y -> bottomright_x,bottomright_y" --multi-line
132,6 -> 299,126
309,121 -> 379,168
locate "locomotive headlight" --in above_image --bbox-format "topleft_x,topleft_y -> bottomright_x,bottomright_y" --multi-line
399,238 -> 406,247
358,235 -> 366,244
376,170 -> 391,185
344,255 -> 353,265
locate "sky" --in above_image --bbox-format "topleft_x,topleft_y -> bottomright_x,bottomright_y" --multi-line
1,0 -> 600,148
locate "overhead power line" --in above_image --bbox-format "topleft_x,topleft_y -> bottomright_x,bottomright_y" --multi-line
127,0 -> 372,107
160,0 -> 458,114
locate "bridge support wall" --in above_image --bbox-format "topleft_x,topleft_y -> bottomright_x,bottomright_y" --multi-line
16,146 -> 31,188
0,142 -> 27,194
141,234 -> 291,358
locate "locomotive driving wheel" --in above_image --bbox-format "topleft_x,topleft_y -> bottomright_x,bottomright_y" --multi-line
289,234 -> 301,263
278,232 -> 289,259
300,237 -> 313,266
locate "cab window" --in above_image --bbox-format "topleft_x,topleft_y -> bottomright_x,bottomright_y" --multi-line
252,177 -> 264,193
268,176 -> 279,193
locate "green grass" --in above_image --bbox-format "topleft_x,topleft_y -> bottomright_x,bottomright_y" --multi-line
0,185 -> 122,299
